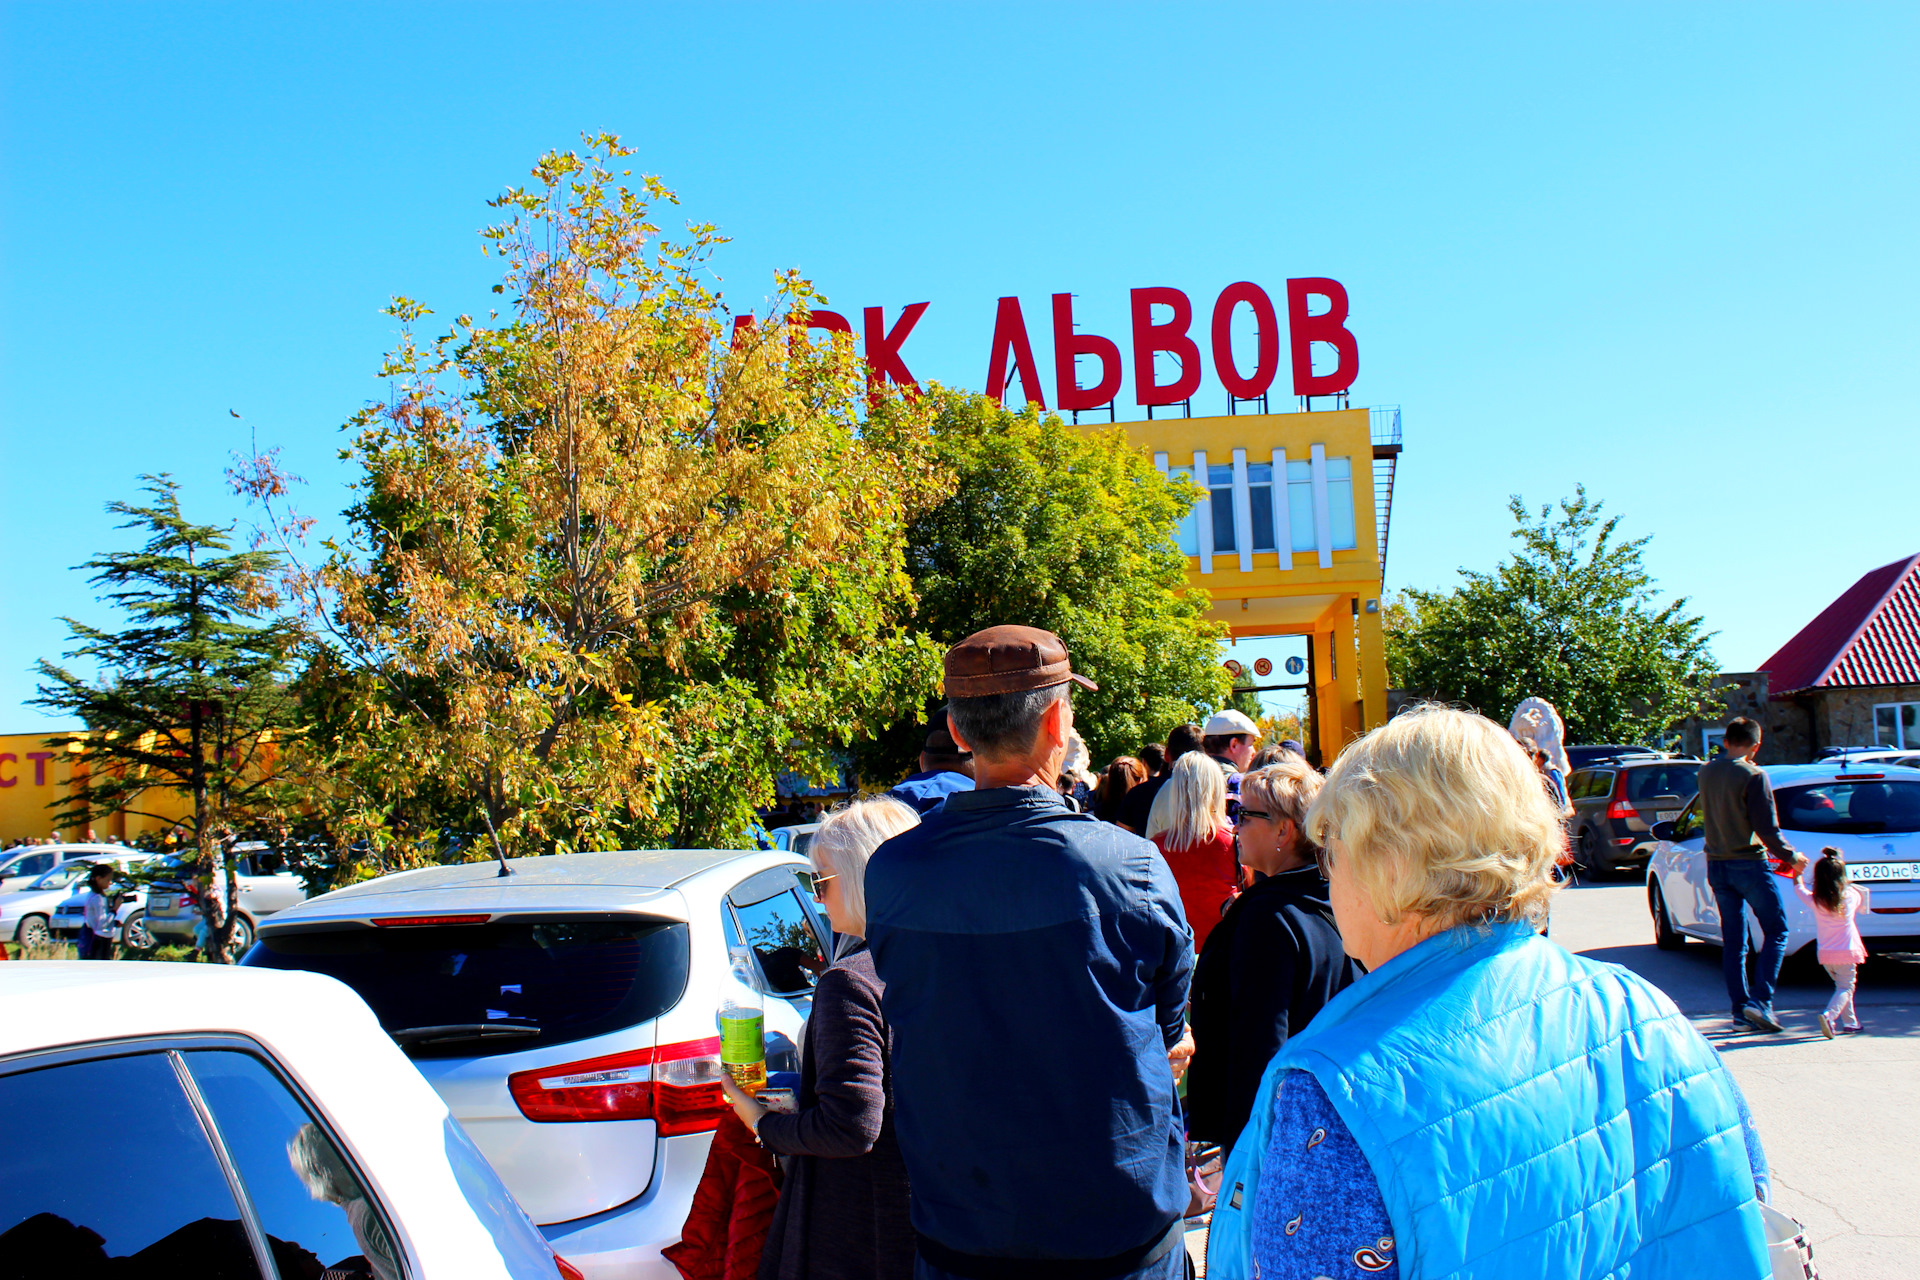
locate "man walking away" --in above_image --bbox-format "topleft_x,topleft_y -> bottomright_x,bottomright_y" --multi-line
866,625 -> 1195,1280
1697,717 -> 1807,1033
1117,723 -> 1203,835
889,709 -> 976,815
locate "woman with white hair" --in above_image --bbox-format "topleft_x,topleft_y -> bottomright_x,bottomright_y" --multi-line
1209,705 -> 1773,1279
721,796 -> 918,1280
1147,750 -> 1238,950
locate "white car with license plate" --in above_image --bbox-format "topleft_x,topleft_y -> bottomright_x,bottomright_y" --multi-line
142,844 -> 314,954
0,962 -> 577,1279
1646,762 -> 1920,954
241,848 -> 827,1280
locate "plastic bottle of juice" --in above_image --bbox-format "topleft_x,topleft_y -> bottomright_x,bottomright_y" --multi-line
718,946 -> 766,1092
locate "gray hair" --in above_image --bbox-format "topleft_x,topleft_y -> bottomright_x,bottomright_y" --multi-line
288,1122 -> 359,1204
812,796 -> 920,935
947,685 -> 1070,760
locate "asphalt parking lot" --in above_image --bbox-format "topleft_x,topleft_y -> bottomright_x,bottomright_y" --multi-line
1554,877 -> 1920,1280
1187,879 -> 1919,1278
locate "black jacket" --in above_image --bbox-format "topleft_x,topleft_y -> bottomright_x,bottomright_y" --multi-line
1183,864 -> 1357,1149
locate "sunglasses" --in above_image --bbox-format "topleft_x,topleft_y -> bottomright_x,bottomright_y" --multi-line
1233,809 -> 1275,825
793,869 -> 837,898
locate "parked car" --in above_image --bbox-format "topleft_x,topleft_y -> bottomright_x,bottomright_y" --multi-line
1564,744 -> 1664,771
1646,763 -> 1920,955
142,842 -> 313,954
761,822 -> 822,858
241,847 -> 828,1280
1564,758 -> 1704,876
0,842 -> 127,890
0,961 -> 580,1278
5,852 -> 152,948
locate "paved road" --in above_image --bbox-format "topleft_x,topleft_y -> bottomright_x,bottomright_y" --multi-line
1552,876 -> 1920,1279
1187,878 -> 1919,1277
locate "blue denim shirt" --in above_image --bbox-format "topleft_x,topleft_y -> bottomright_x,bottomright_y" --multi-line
865,785 -> 1194,1263
887,769 -> 975,815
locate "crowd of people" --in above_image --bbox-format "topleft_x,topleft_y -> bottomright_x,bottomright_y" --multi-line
673,624 -> 1783,1280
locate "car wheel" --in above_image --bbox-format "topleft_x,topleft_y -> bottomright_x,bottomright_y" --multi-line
1650,882 -> 1685,951
222,915 -> 255,961
1581,827 -> 1611,879
121,911 -> 154,950
15,915 -> 50,949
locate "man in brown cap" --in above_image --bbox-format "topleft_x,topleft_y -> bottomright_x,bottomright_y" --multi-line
866,625 -> 1194,1280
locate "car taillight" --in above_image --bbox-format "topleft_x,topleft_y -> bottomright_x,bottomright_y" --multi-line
508,1036 -> 727,1135
555,1257 -> 586,1280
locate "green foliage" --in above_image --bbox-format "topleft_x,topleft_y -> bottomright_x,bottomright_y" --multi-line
31,475 -> 301,959
862,392 -> 1228,778
1385,486 -> 1720,744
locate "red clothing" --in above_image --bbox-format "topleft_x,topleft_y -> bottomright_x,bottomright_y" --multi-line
663,1112 -> 782,1280
1154,826 -> 1238,951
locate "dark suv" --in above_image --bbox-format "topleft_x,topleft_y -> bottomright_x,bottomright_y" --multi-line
1564,757 -> 1703,876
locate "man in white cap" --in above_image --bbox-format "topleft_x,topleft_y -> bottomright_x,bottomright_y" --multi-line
1202,708 -> 1261,820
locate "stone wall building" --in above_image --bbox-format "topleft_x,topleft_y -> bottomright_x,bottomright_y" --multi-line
1705,553 -> 1920,763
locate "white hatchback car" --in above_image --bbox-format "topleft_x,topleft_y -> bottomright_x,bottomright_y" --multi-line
0,842 -> 131,890
142,844 -> 314,953
242,848 -> 828,1280
1647,762 -> 1920,954
0,962 -> 578,1279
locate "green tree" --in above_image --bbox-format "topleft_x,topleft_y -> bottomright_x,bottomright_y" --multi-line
862,392 -> 1228,777
238,135 -> 944,862
32,475 -> 301,959
1385,486 -> 1719,744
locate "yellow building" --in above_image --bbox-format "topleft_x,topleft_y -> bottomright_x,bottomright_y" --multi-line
1110,406 -> 1401,759
0,733 -> 194,845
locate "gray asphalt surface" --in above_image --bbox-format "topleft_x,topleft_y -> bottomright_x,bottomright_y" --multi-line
1552,875 -> 1920,1279
1187,877 -> 1919,1278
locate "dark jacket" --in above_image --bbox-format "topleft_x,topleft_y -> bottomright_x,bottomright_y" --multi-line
887,770 -> 974,816
1183,864 -> 1356,1149
755,944 -> 913,1280
865,785 -> 1193,1269
1698,752 -> 1794,861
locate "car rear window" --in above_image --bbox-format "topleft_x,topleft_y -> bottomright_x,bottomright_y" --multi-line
1777,782 -> 1920,835
1626,765 -> 1700,802
244,918 -> 689,1058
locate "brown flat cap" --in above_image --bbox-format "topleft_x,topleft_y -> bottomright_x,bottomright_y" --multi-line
943,625 -> 1098,698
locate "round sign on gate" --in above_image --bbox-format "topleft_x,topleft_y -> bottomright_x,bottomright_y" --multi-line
1285,655 -> 1306,676
1224,659 -> 1244,677
1253,657 -> 1273,677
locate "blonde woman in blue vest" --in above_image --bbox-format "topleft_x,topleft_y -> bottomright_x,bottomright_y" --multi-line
1208,704 -> 1773,1280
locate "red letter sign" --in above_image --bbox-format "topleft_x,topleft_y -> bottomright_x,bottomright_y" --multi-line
985,297 -> 1046,408
729,314 -> 756,348
1211,282 -> 1280,400
1130,287 -> 1202,407
865,303 -> 929,403
1052,293 -> 1123,411
1286,278 -> 1358,397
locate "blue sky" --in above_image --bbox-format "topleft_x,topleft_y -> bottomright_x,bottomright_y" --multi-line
4,2 -> 1916,732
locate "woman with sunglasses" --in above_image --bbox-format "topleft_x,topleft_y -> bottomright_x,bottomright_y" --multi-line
1182,757 -> 1356,1155
720,796 -> 919,1280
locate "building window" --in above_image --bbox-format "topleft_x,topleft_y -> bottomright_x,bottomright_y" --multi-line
1209,464 -> 1236,554
1286,461 -> 1316,552
1327,457 -> 1358,551
1167,466 -> 1201,556
1874,702 -> 1919,749
1247,463 -> 1277,552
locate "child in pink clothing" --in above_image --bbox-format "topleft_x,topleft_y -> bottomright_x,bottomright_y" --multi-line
1793,847 -> 1869,1037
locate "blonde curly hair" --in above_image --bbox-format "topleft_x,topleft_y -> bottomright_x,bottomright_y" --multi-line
1304,704 -> 1563,929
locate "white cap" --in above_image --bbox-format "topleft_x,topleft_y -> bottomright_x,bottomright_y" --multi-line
1203,709 -> 1261,738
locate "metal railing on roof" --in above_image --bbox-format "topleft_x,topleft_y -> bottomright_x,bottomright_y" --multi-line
1369,406 -> 1402,583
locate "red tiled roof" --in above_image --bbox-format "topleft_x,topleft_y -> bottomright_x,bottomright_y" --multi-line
1761,554 -> 1920,695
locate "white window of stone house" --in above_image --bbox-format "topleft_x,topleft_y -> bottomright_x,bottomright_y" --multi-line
1874,702 -> 1920,749
1209,464 -> 1236,554
1701,728 -> 1726,757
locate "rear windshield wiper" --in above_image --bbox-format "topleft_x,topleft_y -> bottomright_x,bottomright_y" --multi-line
390,1023 -> 541,1047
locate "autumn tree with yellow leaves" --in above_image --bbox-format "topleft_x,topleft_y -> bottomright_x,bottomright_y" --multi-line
245,136 -> 945,863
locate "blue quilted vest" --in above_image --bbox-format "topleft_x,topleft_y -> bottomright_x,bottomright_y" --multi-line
1207,920 -> 1769,1279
